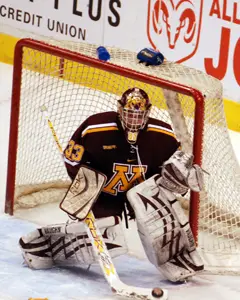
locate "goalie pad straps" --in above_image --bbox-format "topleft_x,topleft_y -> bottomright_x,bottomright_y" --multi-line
127,174 -> 204,282
159,150 -> 204,194
159,249 -> 204,282
159,187 -> 204,281
60,166 -> 107,220
19,216 -> 128,269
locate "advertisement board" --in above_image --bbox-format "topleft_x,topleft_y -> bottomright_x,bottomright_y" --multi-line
0,0 -> 240,104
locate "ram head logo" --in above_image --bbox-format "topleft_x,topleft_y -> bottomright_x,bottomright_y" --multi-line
147,0 -> 203,62
153,0 -> 196,48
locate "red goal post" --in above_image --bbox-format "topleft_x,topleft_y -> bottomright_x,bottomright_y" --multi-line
5,38 -> 240,274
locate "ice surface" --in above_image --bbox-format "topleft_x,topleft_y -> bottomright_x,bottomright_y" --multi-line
0,63 -> 239,300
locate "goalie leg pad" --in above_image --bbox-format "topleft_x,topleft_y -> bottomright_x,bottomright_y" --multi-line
19,216 -> 128,269
127,176 -> 185,266
19,230 -> 53,269
159,249 -> 204,282
127,175 -> 204,282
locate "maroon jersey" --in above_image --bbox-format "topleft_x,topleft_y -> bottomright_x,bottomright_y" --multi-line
64,111 -> 180,218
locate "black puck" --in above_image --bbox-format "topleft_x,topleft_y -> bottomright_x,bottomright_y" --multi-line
152,287 -> 163,298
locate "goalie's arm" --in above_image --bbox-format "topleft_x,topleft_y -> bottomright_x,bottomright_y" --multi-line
63,122 -> 94,180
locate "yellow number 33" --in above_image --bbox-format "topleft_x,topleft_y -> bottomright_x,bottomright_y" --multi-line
65,140 -> 84,162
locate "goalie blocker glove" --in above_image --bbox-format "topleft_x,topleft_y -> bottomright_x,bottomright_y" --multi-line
137,48 -> 165,66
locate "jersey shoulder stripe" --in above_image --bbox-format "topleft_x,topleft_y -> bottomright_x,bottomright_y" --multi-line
81,122 -> 119,137
147,124 -> 176,138
63,156 -> 80,166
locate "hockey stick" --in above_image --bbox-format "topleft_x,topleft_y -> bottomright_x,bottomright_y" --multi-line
40,105 -> 168,300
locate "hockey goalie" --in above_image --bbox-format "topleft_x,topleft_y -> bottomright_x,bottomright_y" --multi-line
19,88 -> 204,282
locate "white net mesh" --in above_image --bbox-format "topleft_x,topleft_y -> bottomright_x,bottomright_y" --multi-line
2,25 -> 240,274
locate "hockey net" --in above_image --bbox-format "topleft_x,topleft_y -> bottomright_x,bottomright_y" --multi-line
4,37 -> 240,274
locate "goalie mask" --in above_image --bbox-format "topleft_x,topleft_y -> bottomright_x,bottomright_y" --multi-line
118,88 -> 152,143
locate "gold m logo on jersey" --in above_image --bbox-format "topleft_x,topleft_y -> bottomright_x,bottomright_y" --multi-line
104,163 -> 147,195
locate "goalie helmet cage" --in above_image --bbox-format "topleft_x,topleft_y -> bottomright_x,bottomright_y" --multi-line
5,38 -> 240,274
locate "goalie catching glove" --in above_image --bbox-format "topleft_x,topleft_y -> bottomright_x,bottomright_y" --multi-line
158,150 -> 204,195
